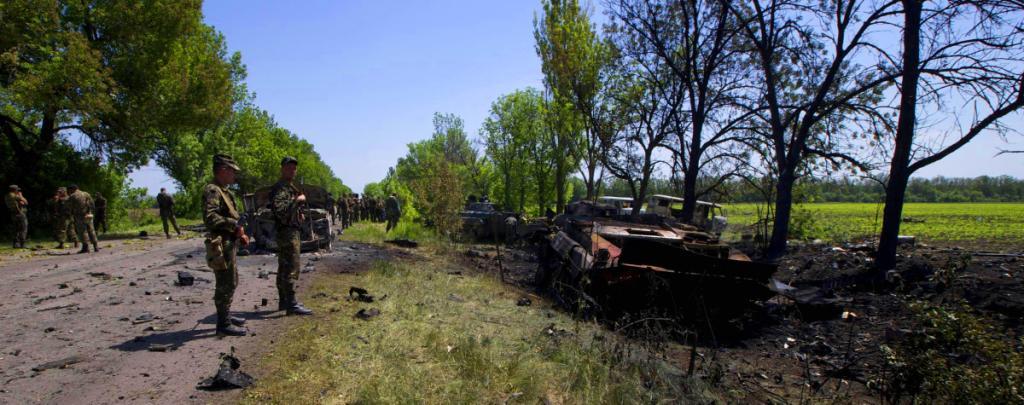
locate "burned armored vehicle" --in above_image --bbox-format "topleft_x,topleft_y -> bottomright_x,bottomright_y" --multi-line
460,200 -> 520,242
645,194 -> 728,234
242,184 -> 333,252
535,200 -> 776,317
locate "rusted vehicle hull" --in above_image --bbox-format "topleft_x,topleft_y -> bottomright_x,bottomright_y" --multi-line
536,202 -> 777,317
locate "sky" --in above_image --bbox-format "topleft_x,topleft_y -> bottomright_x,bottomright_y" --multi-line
128,0 -> 1024,195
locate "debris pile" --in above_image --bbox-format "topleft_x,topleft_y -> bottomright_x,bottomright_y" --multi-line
196,354 -> 254,391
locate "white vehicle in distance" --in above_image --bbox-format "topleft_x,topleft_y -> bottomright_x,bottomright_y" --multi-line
646,194 -> 728,235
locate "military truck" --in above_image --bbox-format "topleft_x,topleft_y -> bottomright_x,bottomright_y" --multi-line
241,184 -> 333,252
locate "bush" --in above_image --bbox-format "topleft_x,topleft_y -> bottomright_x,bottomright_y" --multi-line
877,300 -> 1024,403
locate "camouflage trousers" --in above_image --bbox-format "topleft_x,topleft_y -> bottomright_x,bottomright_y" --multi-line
341,210 -> 351,229
276,227 -> 301,305
161,213 -> 180,237
94,210 -> 107,233
11,213 -> 27,246
206,235 -> 238,323
386,215 -> 399,232
53,217 -> 77,244
73,215 -> 97,246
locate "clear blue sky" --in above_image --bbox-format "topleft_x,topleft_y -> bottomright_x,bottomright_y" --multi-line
128,0 -> 1024,194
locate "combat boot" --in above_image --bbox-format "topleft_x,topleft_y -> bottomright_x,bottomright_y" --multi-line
56,243 -> 64,249
216,321 -> 247,337
78,244 -> 90,254
229,314 -> 246,326
285,302 -> 314,316
92,242 -> 100,252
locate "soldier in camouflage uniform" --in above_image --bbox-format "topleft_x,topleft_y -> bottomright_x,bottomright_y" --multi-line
269,156 -> 314,316
47,187 -> 77,249
338,194 -> 350,229
93,192 -> 108,234
326,192 -> 336,225
66,185 -> 99,253
203,154 -> 249,336
5,185 -> 28,248
385,193 -> 401,232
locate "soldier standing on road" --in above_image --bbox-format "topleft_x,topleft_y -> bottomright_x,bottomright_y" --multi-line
67,185 -> 99,253
339,194 -> 350,229
326,192 -> 336,225
156,188 -> 181,239
94,192 -> 108,234
270,156 -> 314,316
47,187 -> 77,249
203,154 -> 249,337
5,185 -> 28,248
385,193 -> 401,232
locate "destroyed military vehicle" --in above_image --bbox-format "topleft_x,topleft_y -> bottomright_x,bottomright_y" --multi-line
460,200 -> 520,242
535,200 -> 776,318
242,184 -> 333,252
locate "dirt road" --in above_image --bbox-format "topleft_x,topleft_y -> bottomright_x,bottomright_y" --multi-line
0,235 -> 361,404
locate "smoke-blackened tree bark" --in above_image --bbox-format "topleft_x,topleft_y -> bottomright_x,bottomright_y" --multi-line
876,0 -> 1024,270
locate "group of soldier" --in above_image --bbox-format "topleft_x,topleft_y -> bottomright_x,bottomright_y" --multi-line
4,184 -> 104,253
203,154 -> 314,336
328,191 -> 401,233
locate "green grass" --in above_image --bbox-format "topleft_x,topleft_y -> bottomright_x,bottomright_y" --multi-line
722,202 -> 1024,247
246,224 -> 714,404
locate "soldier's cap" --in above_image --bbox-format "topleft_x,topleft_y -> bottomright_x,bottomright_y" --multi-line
213,154 -> 241,171
8,184 -> 18,191
281,156 -> 299,166
57,187 -> 66,193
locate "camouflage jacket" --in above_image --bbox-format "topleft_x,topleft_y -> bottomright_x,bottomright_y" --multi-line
385,196 -> 401,217
67,190 -> 94,218
94,196 -> 107,212
46,197 -> 69,220
5,192 -> 27,215
156,192 -> 174,215
338,198 -> 349,211
203,183 -> 239,238
269,179 -> 303,230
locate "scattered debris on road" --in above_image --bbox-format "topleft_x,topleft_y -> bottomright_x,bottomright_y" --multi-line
195,354 -> 254,391
32,355 -> 87,372
176,271 -> 195,286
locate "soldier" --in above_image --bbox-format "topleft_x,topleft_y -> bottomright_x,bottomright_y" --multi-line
47,187 -> 78,249
66,185 -> 99,253
326,192 -> 336,225
94,192 -> 108,234
5,185 -> 28,248
269,156 -> 314,316
203,154 -> 249,336
338,194 -> 350,229
352,194 -> 361,223
156,188 -> 181,239
385,193 -> 401,232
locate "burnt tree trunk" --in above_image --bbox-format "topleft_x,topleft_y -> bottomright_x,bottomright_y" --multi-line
767,167 -> 796,259
877,0 -> 922,270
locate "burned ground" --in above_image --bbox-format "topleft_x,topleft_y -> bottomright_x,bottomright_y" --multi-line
458,238 -> 1024,403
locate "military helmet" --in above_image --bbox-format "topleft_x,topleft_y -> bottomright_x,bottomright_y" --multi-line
8,184 -> 18,191
280,156 -> 299,166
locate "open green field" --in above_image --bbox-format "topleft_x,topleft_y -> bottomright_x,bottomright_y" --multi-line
723,202 -> 1024,247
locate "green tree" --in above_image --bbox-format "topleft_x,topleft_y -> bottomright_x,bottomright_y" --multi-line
0,0 -> 236,200
535,0 -> 613,201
